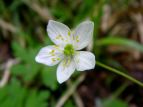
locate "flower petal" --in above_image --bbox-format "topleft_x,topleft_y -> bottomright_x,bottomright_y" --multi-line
57,58 -> 75,84
35,45 -> 64,66
74,51 -> 95,71
47,20 -> 72,47
73,21 -> 94,50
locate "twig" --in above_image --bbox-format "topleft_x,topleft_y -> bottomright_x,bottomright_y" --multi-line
101,4 -> 111,32
23,0 -> 54,22
131,13 -> 143,44
0,18 -> 17,33
55,74 -> 85,107
0,59 -> 19,88
67,80 -> 84,107
73,92 -> 84,107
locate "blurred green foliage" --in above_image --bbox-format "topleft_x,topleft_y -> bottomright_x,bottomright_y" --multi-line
0,78 -> 50,107
102,98 -> 128,107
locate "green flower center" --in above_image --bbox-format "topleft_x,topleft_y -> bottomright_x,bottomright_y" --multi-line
64,44 -> 74,56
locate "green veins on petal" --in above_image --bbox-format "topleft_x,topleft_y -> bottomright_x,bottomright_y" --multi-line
64,44 -> 74,56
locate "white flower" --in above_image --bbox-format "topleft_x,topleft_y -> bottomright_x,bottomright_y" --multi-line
35,20 -> 96,84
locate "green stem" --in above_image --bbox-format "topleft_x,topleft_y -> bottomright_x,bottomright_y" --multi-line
112,82 -> 129,98
96,61 -> 143,87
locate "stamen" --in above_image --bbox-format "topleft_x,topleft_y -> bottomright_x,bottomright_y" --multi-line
68,31 -> 71,36
76,36 -> 79,42
52,58 -> 56,62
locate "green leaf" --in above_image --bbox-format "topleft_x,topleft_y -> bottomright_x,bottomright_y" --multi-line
12,41 -> 28,61
97,37 -> 143,52
103,98 -> 128,107
41,66 -> 58,90
0,78 -> 27,107
51,4 -> 71,22
11,63 -> 40,82
12,41 -> 41,82
64,99 -> 75,107
12,41 -> 40,63
25,90 -> 49,107
0,78 -> 50,107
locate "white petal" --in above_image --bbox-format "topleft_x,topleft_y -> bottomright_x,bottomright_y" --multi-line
73,21 -> 94,50
74,51 -> 95,71
47,20 -> 72,47
35,45 -> 64,66
57,58 -> 75,84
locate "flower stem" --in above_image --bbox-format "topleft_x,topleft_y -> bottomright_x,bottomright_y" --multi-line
96,61 -> 143,87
